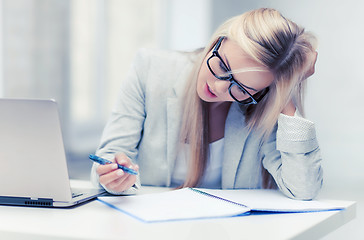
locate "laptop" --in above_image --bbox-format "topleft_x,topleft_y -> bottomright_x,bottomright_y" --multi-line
0,98 -> 105,207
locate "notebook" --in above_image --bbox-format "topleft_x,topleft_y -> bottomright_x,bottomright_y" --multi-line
0,98 -> 105,207
98,188 -> 348,223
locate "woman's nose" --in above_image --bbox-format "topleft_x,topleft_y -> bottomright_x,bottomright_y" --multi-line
213,79 -> 230,94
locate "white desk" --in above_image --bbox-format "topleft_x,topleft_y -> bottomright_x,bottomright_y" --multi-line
0,181 -> 356,240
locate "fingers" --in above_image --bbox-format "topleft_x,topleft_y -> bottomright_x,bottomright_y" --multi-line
313,51 -> 318,63
99,168 -> 127,186
304,50 -> 318,79
309,51 -> 318,73
96,162 -> 118,176
105,172 -> 137,192
96,153 -> 139,192
114,152 -> 134,166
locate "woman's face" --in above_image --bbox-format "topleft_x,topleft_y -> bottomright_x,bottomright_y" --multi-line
197,38 -> 274,103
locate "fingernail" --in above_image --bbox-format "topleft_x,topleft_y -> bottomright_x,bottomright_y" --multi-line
111,164 -> 118,170
116,170 -> 124,176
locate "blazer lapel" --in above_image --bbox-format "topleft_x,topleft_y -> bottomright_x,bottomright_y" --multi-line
222,103 -> 250,188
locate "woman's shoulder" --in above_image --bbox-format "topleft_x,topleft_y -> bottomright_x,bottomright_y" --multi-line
127,48 -> 202,99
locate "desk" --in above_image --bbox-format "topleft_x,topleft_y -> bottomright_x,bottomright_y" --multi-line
0,181 -> 356,240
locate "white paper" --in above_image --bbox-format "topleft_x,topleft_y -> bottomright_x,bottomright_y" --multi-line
199,188 -> 345,212
98,188 -> 347,223
98,188 -> 250,222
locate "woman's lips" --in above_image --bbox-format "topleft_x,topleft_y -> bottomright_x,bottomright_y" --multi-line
204,83 -> 217,98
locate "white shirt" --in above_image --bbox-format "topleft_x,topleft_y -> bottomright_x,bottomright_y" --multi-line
171,138 -> 224,188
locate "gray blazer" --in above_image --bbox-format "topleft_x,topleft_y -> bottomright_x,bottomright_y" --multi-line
91,48 -> 323,200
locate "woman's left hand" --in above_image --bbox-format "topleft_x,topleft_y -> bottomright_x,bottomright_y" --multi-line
282,50 -> 318,116
303,50 -> 318,79
281,100 -> 296,116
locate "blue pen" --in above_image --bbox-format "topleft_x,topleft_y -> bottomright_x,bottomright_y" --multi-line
89,154 -> 138,175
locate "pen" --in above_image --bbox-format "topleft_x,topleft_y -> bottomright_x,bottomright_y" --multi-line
89,154 -> 138,175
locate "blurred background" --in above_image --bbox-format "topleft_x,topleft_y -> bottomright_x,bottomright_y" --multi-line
0,0 -> 362,238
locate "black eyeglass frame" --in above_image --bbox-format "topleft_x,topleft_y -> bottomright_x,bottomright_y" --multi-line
206,36 -> 269,105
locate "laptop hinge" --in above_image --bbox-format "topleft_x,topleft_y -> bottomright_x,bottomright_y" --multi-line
0,196 -> 53,207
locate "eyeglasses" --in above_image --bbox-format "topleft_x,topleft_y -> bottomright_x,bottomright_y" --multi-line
206,36 -> 269,105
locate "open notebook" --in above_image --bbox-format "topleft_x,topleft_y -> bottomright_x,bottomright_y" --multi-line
98,188 -> 347,223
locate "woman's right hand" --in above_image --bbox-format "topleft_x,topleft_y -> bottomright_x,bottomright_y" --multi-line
96,153 -> 139,193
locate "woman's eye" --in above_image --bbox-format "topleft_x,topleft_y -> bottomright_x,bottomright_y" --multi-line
219,61 -> 228,72
218,61 -> 230,78
239,89 -> 246,95
238,86 -> 247,94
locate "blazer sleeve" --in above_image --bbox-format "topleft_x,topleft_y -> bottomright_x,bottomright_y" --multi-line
261,113 -> 323,200
90,49 -> 150,194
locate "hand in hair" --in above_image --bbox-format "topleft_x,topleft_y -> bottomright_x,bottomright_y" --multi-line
303,50 -> 318,79
281,100 -> 296,116
282,50 -> 318,116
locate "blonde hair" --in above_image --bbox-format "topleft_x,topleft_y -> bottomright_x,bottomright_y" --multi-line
179,8 -> 318,188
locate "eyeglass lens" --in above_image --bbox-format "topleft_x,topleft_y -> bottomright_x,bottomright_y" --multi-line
208,55 -> 230,80
208,55 -> 252,102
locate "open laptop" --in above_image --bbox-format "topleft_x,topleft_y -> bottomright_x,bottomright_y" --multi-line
0,98 -> 105,207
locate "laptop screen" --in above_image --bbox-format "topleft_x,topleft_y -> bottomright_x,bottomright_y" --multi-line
0,99 -> 73,202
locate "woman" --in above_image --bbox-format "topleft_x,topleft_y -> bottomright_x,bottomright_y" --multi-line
91,8 -> 322,200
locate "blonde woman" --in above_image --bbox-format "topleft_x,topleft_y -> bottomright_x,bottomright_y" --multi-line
91,8 -> 322,200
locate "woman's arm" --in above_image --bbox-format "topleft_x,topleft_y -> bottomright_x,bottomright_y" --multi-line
261,112 -> 323,200
91,49 -> 150,194
263,50 -> 322,199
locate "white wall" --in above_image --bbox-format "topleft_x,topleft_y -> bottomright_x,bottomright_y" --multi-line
160,0 -> 212,51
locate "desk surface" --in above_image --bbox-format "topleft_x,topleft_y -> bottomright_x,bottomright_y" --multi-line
0,181 -> 356,240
